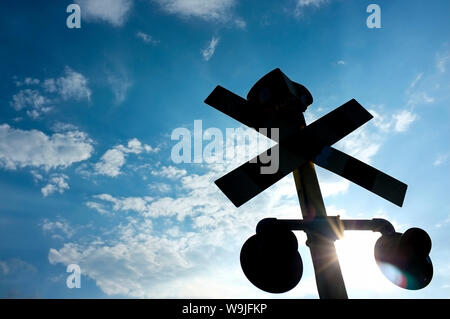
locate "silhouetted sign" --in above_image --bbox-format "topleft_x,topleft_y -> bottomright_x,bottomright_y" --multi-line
205,68 -> 407,207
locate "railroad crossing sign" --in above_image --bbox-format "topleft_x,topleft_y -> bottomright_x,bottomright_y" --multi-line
205,68 -> 407,208
204,69 -> 432,298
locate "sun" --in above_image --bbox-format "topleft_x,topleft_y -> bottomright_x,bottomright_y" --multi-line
334,231 -> 398,297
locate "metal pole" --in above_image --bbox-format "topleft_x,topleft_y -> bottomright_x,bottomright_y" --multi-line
292,116 -> 348,299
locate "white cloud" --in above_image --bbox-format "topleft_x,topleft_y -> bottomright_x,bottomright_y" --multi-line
320,178 -> 350,198
30,170 -> 44,182
0,124 -> 93,170
48,126 -> 390,298
51,122 -> 79,133
433,153 -> 449,166
407,91 -> 434,106
10,68 -> 91,119
41,218 -> 75,239
369,109 -> 392,132
436,52 -> 450,73
369,107 -> 418,134
121,138 -> 158,154
43,67 -> 91,101
75,0 -> 133,26
337,60 -> 346,65
403,72 -> 434,108
86,201 -> 110,215
95,138 -> 158,177
49,177 -> 312,298
47,159 -> 344,298
368,71 -> 436,135
91,194 -> 154,214
296,0 -> 327,7
335,127 -> 380,164
41,174 -> 70,197
234,18 -> 246,28
46,131 -> 299,297
409,73 -> 423,89
294,0 -> 328,17
95,148 -> 126,177
148,182 -> 171,193
15,77 -> 40,87
10,89 -> 52,119
202,37 -> 219,61
392,110 -> 417,132
151,165 -> 186,179
153,0 -> 236,21
136,31 -> 159,44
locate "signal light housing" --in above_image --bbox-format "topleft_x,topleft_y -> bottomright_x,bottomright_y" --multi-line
240,220 -> 303,293
240,217 -> 433,294
374,228 -> 433,290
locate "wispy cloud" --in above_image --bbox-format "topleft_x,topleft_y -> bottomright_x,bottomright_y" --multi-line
409,72 -> 423,89
106,72 -> 132,105
14,77 -> 40,87
151,165 -> 187,179
95,138 -> 158,177
368,71 -> 440,136
41,174 -> 70,197
294,0 -> 329,17
10,89 -> 52,119
136,31 -> 159,45
148,182 -> 171,193
48,125 -> 391,298
435,214 -> 450,228
405,72 -> 434,107
433,153 -> 449,166
75,0 -> 133,26
335,126 -> 381,164
41,218 -> 75,239
337,60 -> 346,65
234,17 -> 246,29
202,37 -> 219,61
392,110 -> 417,132
88,193 -> 154,215
0,259 -> 36,276
153,0 -> 236,21
368,108 -> 392,132
43,67 -> 92,101
11,67 -> 91,119
369,108 -> 418,134
407,92 -> 434,106
436,52 -> 450,73
86,201 -> 110,215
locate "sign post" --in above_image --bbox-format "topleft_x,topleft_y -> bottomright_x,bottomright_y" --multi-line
204,68 -> 433,297
293,108 -> 347,299
293,162 -> 347,298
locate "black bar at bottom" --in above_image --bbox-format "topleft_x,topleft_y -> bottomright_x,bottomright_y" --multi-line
0,299 -> 445,318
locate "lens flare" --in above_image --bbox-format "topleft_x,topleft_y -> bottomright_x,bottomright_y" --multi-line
376,261 -> 408,288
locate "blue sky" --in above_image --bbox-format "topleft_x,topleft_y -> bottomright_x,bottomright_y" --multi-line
0,0 -> 449,298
